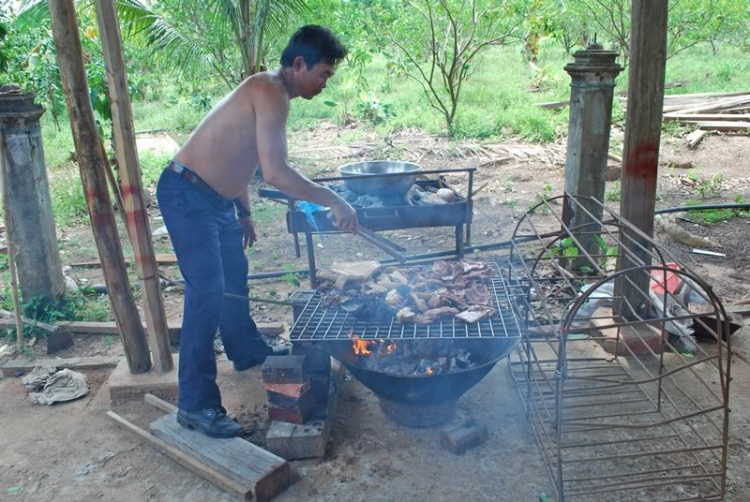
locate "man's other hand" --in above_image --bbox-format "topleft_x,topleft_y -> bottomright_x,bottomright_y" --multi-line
330,199 -> 359,234
239,216 -> 258,248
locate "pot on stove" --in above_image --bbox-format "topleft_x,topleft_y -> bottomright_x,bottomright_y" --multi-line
338,161 -> 421,196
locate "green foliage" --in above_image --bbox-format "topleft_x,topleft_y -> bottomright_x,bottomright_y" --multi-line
386,0 -> 528,135
1,292 -> 109,342
605,180 -> 621,202
280,264 -> 301,287
687,198 -> 750,225
49,170 -> 88,227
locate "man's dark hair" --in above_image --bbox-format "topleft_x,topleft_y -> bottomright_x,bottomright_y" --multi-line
280,25 -> 347,69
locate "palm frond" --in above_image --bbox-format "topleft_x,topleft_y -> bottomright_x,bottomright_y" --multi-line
13,0 -> 49,30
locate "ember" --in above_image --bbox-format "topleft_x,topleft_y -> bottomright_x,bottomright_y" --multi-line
320,260 -> 498,325
350,338 -> 478,376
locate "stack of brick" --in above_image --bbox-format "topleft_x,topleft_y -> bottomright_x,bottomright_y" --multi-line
262,356 -> 313,425
291,343 -> 331,416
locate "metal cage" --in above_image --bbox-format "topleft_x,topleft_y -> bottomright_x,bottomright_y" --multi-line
507,194 -> 732,501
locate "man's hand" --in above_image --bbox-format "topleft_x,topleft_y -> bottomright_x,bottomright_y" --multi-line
330,198 -> 359,234
239,216 -> 258,248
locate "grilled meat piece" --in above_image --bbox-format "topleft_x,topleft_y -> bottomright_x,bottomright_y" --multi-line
396,307 -> 417,324
455,306 -> 497,324
464,283 -> 490,306
414,307 -> 460,324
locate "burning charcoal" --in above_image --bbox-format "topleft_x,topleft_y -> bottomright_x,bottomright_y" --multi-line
396,307 -> 416,324
456,351 -> 472,368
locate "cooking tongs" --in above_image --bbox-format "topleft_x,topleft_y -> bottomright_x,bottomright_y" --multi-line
357,226 -> 407,264
325,211 -> 407,263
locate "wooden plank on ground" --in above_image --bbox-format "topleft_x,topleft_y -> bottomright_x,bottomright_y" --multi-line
150,412 -> 291,502
70,253 -> 178,267
44,320 -> 283,341
663,113 -> 750,122
266,359 -> 345,460
537,100 -> 570,109
684,129 -> 707,149
694,121 -> 750,132
0,355 -> 121,377
106,411 -> 251,500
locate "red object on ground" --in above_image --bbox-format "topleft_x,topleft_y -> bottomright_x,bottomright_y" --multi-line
650,262 -> 681,295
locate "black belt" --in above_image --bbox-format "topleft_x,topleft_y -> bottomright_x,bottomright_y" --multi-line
167,161 -> 250,216
167,160 -> 227,201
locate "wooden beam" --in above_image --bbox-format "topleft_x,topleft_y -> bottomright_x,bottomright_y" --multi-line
70,253 -> 178,268
150,412 -> 291,501
694,121 -> 750,132
94,0 -> 172,373
684,129 -> 707,149
106,411 -> 252,500
614,0 -> 669,321
663,113 -> 750,122
47,0 -> 151,373
1,355 -> 122,377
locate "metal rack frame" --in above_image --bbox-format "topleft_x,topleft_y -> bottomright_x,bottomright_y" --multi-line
506,194 -> 732,501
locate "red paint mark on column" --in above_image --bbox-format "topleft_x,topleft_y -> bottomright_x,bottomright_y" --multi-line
625,142 -> 659,179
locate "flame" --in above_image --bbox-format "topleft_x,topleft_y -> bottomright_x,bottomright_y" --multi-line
352,336 -> 375,356
386,343 -> 397,355
426,367 -> 434,375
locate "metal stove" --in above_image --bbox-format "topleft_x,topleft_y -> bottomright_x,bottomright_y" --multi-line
259,168 -> 476,287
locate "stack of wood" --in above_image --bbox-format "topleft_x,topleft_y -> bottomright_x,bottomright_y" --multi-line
540,89 -> 750,149
657,90 -> 750,135
262,356 -> 315,425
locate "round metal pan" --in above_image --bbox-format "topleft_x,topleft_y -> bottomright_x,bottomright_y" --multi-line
338,161 -> 421,196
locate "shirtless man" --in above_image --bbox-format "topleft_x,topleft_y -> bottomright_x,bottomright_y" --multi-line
156,25 -> 358,438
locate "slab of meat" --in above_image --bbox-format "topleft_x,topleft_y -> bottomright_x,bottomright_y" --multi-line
464,283 -> 490,306
455,306 -> 497,324
415,307 -> 460,324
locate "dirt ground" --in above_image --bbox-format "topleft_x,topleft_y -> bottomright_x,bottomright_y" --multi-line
1,127 -> 749,501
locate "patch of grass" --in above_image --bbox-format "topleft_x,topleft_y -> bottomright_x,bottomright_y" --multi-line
687,199 -> 750,225
250,202 -> 286,226
139,150 -> 173,189
605,180 -> 621,202
49,170 -> 88,227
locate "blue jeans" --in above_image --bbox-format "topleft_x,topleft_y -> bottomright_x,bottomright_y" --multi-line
156,167 -> 267,411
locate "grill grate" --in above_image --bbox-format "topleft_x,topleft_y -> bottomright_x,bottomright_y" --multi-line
289,263 -> 523,341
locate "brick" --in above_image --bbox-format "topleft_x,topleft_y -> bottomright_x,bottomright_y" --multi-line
262,381 -> 310,398
269,406 -> 311,425
267,387 -> 314,412
262,356 -> 308,384
590,308 -> 663,356
440,419 -> 489,455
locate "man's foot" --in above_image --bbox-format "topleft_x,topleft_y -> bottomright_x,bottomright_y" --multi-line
232,344 -> 290,372
177,407 -> 243,438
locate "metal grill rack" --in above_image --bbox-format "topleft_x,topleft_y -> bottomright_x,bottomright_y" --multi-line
507,194 -> 732,502
289,263 -> 523,342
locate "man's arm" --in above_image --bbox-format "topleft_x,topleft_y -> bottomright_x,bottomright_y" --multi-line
255,83 -> 358,232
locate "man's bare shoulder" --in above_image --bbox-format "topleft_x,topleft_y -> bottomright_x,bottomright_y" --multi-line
239,71 -> 289,107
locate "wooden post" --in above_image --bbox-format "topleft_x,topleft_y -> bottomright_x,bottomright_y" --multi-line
94,0 -> 173,373
48,0 -> 151,374
614,0 -> 669,320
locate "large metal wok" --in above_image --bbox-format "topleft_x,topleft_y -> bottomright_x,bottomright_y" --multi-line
327,338 -> 519,405
338,161 -> 421,196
